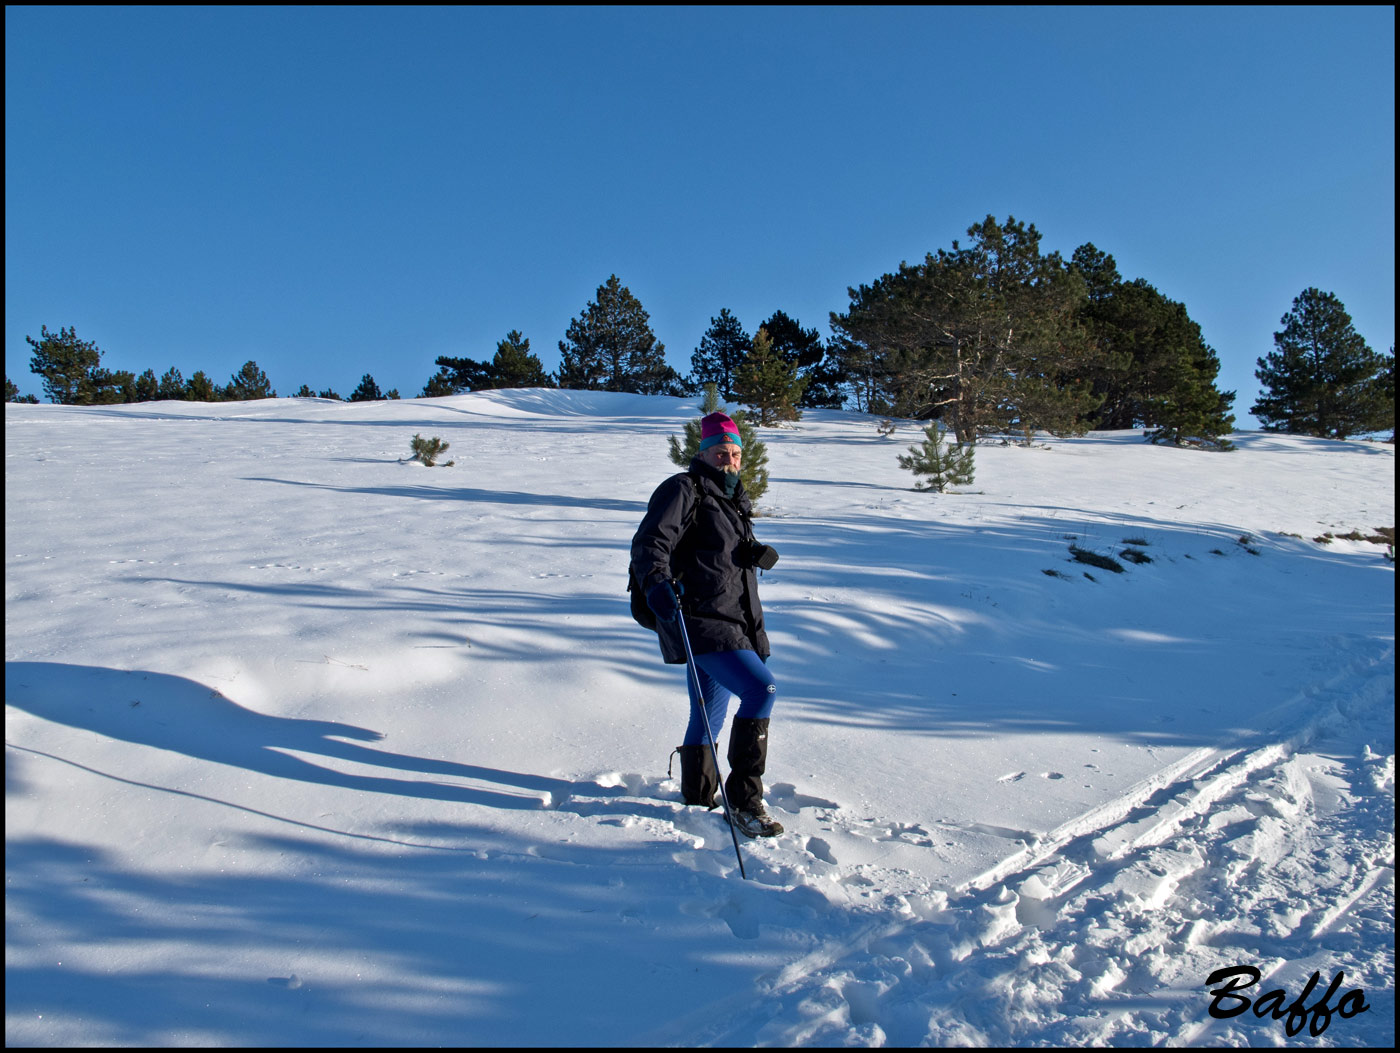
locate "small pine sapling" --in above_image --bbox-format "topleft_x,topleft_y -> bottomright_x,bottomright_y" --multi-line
897,420 -> 975,492
410,434 -> 451,467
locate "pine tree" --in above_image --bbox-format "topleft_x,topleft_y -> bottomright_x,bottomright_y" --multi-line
1144,336 -> 1236,450
759,310 -> 844,408
557,275 -> 683,394
897,420 -> 975,492
432,354 -> 493,392
490,330 -> 553,388
1253,288 -> 1390,439
830,216 -> 1102,442
26,325 -> 103,404
1070,246 -> 1235,447
419,368 -> 457,398
226,361 -> 275,400
80,367 -> 135,405
134,369 -> 160,403
735,328 -> 805,426
186,371 -> 218,401
349,374 -> 383,401
432,331 -> 554,393
157,367 -> 186,401
690,309 -> 751,400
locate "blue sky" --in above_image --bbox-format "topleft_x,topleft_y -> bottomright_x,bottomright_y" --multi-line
6,6 -> 1394,425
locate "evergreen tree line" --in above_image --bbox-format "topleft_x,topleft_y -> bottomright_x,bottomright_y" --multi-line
828,216 -> 1242,447
824,216 -> 1391,447
12,325 -> 401,406
421,274 -> 834,429
11,215 -> 1392,445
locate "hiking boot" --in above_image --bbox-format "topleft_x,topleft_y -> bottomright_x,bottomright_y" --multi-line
728,802 -> 784,838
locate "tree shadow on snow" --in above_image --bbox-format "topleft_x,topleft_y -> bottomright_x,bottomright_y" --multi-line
2,820 -> 803,1047
241,475 -> 648,514
755,504 -> 1394,746
5,661 -> 833,1045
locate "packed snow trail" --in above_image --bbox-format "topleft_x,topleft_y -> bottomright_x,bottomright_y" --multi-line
640,642 -> 1395,1047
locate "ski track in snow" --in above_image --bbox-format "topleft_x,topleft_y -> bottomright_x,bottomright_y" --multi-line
629,640 -> 1396,1047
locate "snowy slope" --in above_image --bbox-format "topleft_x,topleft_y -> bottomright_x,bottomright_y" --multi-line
5,391 -> 1394,1046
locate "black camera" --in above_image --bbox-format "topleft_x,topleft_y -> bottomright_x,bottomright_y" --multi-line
740,540 -> 780,571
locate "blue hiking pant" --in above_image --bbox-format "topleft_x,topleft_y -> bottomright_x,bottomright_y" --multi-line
682,649 -> 776,746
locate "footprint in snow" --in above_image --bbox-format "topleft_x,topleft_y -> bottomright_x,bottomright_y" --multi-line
877,822 -> 935,846
767,781 -> 839,810
591,771 -> 647,795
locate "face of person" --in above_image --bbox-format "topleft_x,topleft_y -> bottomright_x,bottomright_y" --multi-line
703,442 -> 742,474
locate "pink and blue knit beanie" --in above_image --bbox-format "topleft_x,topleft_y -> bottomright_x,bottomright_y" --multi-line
699,412 -> 743,451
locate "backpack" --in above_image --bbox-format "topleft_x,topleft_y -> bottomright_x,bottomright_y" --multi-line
627,474 -> 700,632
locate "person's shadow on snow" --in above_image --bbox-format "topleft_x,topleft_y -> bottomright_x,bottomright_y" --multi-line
5,662 -> 633,814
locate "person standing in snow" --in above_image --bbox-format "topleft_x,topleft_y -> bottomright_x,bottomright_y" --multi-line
631,411 -> 783,838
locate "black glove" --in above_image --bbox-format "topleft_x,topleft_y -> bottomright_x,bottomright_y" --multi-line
647,581 -> 681,622
741,540 -> 780,571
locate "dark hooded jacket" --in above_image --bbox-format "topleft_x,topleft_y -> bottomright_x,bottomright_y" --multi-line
630,457 -> 771,665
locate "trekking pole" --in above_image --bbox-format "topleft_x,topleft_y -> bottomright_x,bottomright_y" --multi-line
671,583 -> 748,880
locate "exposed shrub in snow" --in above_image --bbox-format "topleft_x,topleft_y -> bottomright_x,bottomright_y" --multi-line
1069,543 -> 1125,573
409,434 -> 452,467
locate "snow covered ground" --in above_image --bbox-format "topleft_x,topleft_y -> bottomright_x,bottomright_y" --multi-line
5,390 -> 1394,1047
